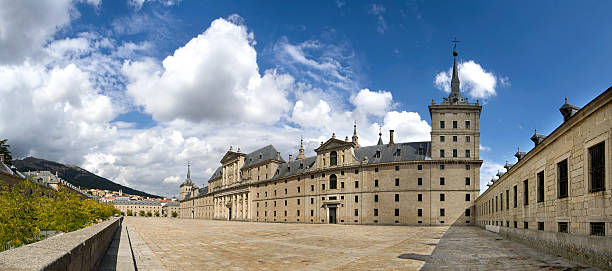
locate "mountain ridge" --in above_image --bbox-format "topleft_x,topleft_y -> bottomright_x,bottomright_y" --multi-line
13,157 -> 161,198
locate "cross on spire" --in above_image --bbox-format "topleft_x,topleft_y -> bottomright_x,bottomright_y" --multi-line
452,37 -> 460,49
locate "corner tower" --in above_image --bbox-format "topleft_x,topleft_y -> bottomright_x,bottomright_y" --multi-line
429,48 -> 482,161
180,162 -> 195,201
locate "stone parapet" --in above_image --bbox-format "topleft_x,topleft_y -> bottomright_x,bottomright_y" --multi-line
0,217 -> 122,271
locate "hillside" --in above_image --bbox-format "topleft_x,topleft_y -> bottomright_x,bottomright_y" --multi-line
13,157 -> 161,198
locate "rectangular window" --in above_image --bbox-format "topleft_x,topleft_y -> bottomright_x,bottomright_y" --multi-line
453,135 -> 458,142
354,209 -> 358,216
354,195 -> 358,203
374,179 -> 379,187
440,121 -> 445,128
506,190 -> 509,210
395,194 -> 399,202
322,184 -> 325,190
418,178 -> 423,186
590,222 -> 605,236
440,194 -> 445,201
417,209 -> 422,217
453,149 -> 457,157
465,177 -> 471,185
440,136 -> 445,142
466,136 -> 470,142
374,194 -> 378,202
374,209 -> 378,216
374,167 -> 379,172
558,222 -> 568,233
395,209 -> 400,216
355,181 -> 359,188
297,199 -> 300,205
341,182 -> 344,189
513,185 -> 517,208
284,200 -> 287,206
440,208 -> 445,216
465,120 -> 470,129
311,185 -> 314,192
537,171 -> 544,202
538,222 -> 544,231
355,169 -> 359,174
523,179 -> 529,205
395,178 -> 399,186
465,208 -> 470,217
418,194 -> 422,201
558,159 -> 568,198
297,210 -> 300,216
453,121 -> 457,129
500,193 -> 503,210
395,165 -> 400,171
310,210 -> 314,216
440,164 -> 445,170
524,222 -> 528,229
514,221 -> 517,228
417,164 -> 422,170
440,177 -> 445,185
466,164 -> 470,170
440,150 -> 445,157
297,187 -> 301,193
466,150 -> 471,158
466,194 -> 470,201
310,198 -> 314,204
589,142 -> 605,192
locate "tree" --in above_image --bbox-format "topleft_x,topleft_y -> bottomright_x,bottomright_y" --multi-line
0,139 -> 13,167
127,210 -> 133,216
171,211 -> 178,218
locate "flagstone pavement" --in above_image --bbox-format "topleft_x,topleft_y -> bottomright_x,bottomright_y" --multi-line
122,217 -> 597,271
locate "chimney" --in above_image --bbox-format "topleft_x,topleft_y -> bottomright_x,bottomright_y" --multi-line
530,129 -> 547,147
289,154 -> 293,162
276,152 -> 281,160
389,130 -> 395,146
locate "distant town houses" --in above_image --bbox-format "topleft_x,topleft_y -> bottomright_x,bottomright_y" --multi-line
112,199 -> 180,217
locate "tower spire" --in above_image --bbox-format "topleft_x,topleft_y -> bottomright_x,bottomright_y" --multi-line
377,127 -> 383,145
296,136 -> 306,159
187,161 -> 191,180
352,120 -> 360,147
447,38 -> 464,104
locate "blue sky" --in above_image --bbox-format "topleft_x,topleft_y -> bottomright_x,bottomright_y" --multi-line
1,0 -> 610,197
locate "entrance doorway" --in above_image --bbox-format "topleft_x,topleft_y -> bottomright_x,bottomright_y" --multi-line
228,208 -> 232,220
328,207 -> 337,224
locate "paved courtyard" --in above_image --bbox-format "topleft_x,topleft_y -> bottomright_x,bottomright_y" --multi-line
122,217 -> 596,271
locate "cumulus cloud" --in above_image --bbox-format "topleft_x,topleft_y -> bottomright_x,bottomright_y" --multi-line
479,161 -> 507,193
435,60 -> 505,100
123,17 -> 293,123
351,88 -> 393,117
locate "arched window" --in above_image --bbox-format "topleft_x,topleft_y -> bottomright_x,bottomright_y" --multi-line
329,174 -> 337,189
330,151 -> 338,166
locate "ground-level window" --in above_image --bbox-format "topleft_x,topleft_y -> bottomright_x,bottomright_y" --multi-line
558,222 -> 568,233
538,222 -> 544,231
418,178 -> 423,185
417,209 -> 422,217
374,194 -> 378,202
465,208 -> 470,217
524,222 -> 528,229
465,177 -> 470,185
440,209 -> 445,217
465,194 -> 470,201
354,209 -> 358,216
374,209 -> 378,216
590,222 -> 605,236
395,209 -> 399,216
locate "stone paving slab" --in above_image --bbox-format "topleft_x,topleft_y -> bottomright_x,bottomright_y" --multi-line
122,217 -> 598,271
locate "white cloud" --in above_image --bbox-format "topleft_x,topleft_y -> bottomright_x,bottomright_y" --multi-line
351,88 -> 393,117
123,17 -> 292,123
434,60 -> 505,100
480,145 -> 491,151
368,4 -> 387,34
128,0 -> 181,10
163,176 -> 182,184
479,161 -> 507,193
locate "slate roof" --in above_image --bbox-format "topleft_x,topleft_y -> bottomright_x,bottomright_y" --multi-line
208,166 -> 222,181
198,186 -> 208,195
241,145 -> 285,169
354,141 -> 431,164
113,200 -> 162,206
164,201 -> 180,207
271,156 -> 317,180
271,141 -> 431,180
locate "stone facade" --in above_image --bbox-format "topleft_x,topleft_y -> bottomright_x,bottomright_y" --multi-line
475,87 -> 612,268
179,50 -> 483,226
113,200 -> 162,216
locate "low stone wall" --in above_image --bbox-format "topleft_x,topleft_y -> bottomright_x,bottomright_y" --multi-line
485,226 -> 612,270
0,217 -> 122,271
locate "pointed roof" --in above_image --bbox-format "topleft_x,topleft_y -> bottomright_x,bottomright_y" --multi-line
447,49 -> 464,104
296,136 -> 306,159
377,129 -> 383,145
180,163 -> 194,187
352,121 -> 360,147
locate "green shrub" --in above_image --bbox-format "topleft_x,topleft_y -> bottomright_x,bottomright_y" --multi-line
146,211 -> 152,217
171,211 -> 178,218
126,210 -> 133,216
139,211 -> 145,217
154,211 -> 159,217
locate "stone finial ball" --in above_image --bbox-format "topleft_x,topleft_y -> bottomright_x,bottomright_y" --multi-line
453,50 -> 458,56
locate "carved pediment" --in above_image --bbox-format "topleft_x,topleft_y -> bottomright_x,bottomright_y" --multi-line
314,138 -> 355,153
221,151 -> 245,164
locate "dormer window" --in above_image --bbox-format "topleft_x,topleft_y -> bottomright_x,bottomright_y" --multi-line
395,149 -> 401,156
418,145 -> 424,155
259,154 -> 262,159
375,150 -> 381,158
299,163 -> 303,169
